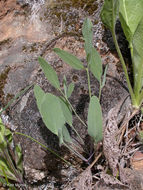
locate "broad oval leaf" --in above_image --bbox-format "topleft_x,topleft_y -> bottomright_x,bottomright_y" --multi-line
54,48 -> 84,70
34,85 -> 66,136
87,96 -> 103,143
82,18 -> 93,57
40,93 -> 66,136
89,47 -> 102,82
34,85 -> 46,112
100,0 -> 119,31
38,57 -> 60,90
119,0 -> 143,43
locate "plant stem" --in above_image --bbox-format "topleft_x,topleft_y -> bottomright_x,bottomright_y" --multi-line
134,62 -> 143,100
139,89 -> 143,106
60,90 -> 87,127
86,67 -> 91,99
130,44 -> 136,83
98,80 -> 102,101
63,142 -> 87,162
112,29 -> 137,107
15,132 -> 71,166
70,125 -> 84,144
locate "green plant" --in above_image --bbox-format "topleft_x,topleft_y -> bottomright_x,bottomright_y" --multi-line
34,18 -> 107,162
101,0 -> 143,108
0,118 -> 23,189
0,84 -> 33,189
0,82 -> 71,189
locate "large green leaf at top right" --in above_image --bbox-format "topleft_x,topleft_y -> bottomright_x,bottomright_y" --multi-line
100,0 -> 119,31
119,0 -> 143,43
132,17 -> 143,94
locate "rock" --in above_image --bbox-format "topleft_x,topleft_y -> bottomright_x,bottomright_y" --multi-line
16,0 -> 28,7
131,151 -> 143,171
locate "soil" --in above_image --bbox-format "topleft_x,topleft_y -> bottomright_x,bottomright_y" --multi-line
0,0 -> 143,189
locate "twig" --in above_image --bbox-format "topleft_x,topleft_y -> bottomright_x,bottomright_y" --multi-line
117,109 -> 139,145
87,152 -> 102,170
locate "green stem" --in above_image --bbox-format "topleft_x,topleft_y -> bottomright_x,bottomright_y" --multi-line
138,89 -> 143,106
60,90 -> 87,127
134,62 -> 143,100
112,29 -> 136,107
130,44 -> 136,84
15,132 -> 71,166
86,68 -> 91,99
70,125 -> 84,144
98,80 -> 102,101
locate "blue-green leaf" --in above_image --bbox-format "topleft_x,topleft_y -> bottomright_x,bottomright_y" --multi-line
87,96 -> 103,143
34,85 -> 46,112
62,125 -> 72,143
63,75 -> 68,98
54,48 -> 84,70
34,86 -> 66,136
58,125 -> 71,146
58,127 -> 64,146
58,97 -> 72,126
38,57 -> 60,90
40,93 -> 66,136
89,47 -> 102,82
82,18 -> 93,57
67,83 -> 75,98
